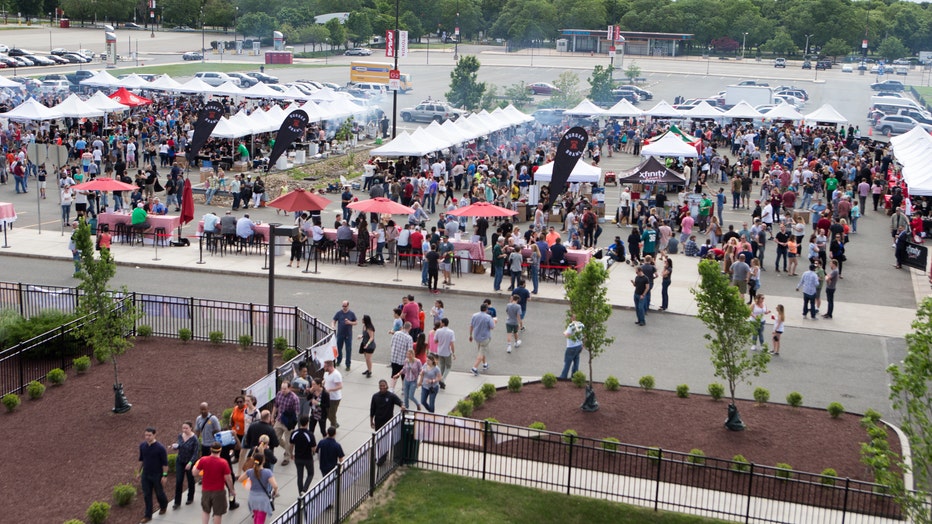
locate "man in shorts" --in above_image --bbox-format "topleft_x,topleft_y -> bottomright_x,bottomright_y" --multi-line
730,253 -> 751,302
193,442 -> 237,524
438,235 -> 455,285
469,302 -> 495,375
505,294 -> 522,353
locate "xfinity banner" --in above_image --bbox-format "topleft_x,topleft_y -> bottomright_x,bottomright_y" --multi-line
903,241 -> 928,271
186,100 -> 224,165
548,126 -> 588,206
266,109 -> 309,172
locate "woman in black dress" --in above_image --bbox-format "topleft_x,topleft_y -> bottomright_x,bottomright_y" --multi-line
627,227 -> 642,265
357,315 -> 376,377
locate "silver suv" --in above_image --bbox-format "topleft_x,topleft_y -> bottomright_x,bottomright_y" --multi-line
400,100 -> 464,123
873,115 -> 932,136
194,72 -> 241,87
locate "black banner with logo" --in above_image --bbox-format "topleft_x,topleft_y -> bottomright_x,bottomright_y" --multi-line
904,241 -> 928,271
186,101 -> 224,165
548,126 -> 588,206
266,109 -> 309,172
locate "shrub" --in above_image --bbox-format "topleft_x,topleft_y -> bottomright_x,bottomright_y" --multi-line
676,384 -> 689,398
775,463 -> 793,479
828,402 -> 845,418
282,348 -> 299,362
687,449 -> 706,465
541,373 -> 558,388
167,453 -> 177,474
73,355 -> 91,373
26,380 -> 45,399
85,501 -> 110,524
732,454 -> 751,472
604,376 -> 620,391
2,393 -> 21,412
647,447 -> 661,461
274,336 -> 289,352
448,409 -> 463,417
529,421 -> 547,431
507,375 -> 522,392
753,387 -> 770,405
221,408 -> 234,429
47,368 -> 66,386
862,408 -> 883,425
480,383 -> 496,399
455,399 -> 474,417
137,324 -> 153,337
208,331 -> 223,344
639,375 -> 655,391
93,347 -> 109,363
707,382 -> 725,401
5,309 -> 79,358
112,483 -> 135,506
821,468 -> 838,486
178,328 -> 192,342
483,417 -> 499,424
601,437 -> 620,451
786,391 -> 803,408
468,391 -> 486,408
63,520 -> 85,524
571,371 -> 587,388
562,429 -> 578,444
238,334 -> 253,349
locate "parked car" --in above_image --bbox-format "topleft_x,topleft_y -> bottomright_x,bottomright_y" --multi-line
614,85 -> 653,101
0,56 -> 16,68
15,56 -> 35,66
9,77 -> 41,90
40,79 -> 73,94
873,114 -> 932,135
227,72 -> 257,88
895,66 -> 908,76
344,47 -> 372,56
857,62 -> 868,71
123,22 -> 142,30
737,80 -> 769,86
531,108 -> 566,125
775,88 -> 809,101
182,51 -> 203,61
7,48 -> 28,57
802,60 -> 812,69
527,82 -> 559,95
172,25 -> 194,32
816,60 -> 832,70
194,71 -> 241,87
774,57 -> 786,68
841,64 -> 853,73
64,53 -> 91,63
45,55 -> 68,64
0,44 -> 10,53
66,70 -> 96,85
611,88 -> 640,103
245,71 -> 279,84
400,100 -> 464,122
28,55 -> 55,66
871,80 -> 906,92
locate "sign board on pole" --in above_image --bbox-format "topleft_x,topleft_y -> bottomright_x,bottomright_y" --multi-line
389,69 -> 401,91
607,25 -> 613,39
904,241 -> 928,271
614,26 -> 621,41
385,30 -> 395,58
399,30 -> 408,57
47,145 -> 68,170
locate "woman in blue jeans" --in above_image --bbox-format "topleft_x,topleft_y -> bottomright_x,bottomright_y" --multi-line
559,316 -> 584,379
392,349 -> 422,410
418,355 -> 442,412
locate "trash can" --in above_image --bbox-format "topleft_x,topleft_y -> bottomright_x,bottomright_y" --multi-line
59,18 -> 69,28
401,415 -> 418,465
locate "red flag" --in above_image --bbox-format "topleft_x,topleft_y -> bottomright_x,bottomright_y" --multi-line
180,178 -> 194,225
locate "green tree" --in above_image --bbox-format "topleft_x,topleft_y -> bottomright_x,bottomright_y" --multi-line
877,36 -> 910,62
400,12 -> 423,45
237,12 -> 277,40
624,62 -> 642,83
446,55 -> 486,110
325,17 -> 346,50
203,0 -> 235,28
504,81 -> 533,109
759,28 -> 797,56
305,24 -> 330,52
888,297 -> 932,523
563,260 -> 614,412
345,11 -> 373,46
276,7 -> 309,28
820,38 -> 851,61
480,84 -> 505,111
691,259 -> 769,430
160,0 -> 200,26
489,0 -> 558,45
549,71 -> 583,109
73,219 -> 139,413
587,64 -> 615,107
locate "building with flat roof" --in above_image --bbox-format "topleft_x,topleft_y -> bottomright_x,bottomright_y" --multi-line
558,29 -> 693,57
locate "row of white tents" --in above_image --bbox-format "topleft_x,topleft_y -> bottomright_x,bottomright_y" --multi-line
563,98 -> 849,124
890,125 -> 932,196
370,106 -> 533,157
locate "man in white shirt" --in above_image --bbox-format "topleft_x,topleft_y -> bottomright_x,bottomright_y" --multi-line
323,360 -> 343,429
202,211 -> 220,233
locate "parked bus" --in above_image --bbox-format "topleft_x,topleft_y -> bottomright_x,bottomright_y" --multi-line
349,61 -> 413,93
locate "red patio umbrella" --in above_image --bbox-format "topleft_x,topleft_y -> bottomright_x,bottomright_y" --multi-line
346,197 -> 415,215
446,202 -> 517,217
71,177 -> 137,192
268,188 -> 331,213
108,87 -> 152,107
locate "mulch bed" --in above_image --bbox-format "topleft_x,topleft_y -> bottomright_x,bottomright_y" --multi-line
470,381 -> 903,517
0,337 -> 280,524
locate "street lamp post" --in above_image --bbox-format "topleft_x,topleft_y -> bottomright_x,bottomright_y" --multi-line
454,1 -> 460,62
741,32 -> 748,60
391,0 -> 399,139
201,9 -> 205,63
804,34 -> 813,58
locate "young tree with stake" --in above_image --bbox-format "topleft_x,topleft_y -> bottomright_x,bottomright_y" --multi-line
563,260 -> 614,412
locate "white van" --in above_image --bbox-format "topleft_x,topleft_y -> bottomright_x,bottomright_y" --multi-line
870,96 -> 924,112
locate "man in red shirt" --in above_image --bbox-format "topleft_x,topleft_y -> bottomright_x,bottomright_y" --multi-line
193,442 -> 237,523
401,294 -> 421,339
751,158 -> 762,180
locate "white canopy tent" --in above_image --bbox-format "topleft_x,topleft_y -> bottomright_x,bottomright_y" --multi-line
683,100 -> 723,119
441,119 -> 473,143
370,130 -> 441,157
80,71 -> 120,88
534,160 -> 602,183
426,120 -> 463,146
176,78 -> 216,94
0,76 -> 22,88
86,91 -> 130,112
53,93 -> 105,118
565,99 -> 606,117
604,98 -> 644,118
242,82 -> 282,99
248,108 -> 280,133
210,117 -> 252,139
645,100 -> 683,118
147,74 -> 184,92
890,125 -> 932,195
119,74 -> 151,89
4,98 -> 62,121
502,104 -> 534,124
213,81 -> 244,97
765,103 -> 805,122
723,101 -> 763,120
804,104 -> 849,125
411,126 -> 453,151
640,132 -> 700,158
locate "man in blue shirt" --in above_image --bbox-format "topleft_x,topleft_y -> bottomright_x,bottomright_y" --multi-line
469,303 -> 495,375
316,426 -> 345,477
138,427 -> 169,523
332,301 -> 358,371
795,264 -> 820,319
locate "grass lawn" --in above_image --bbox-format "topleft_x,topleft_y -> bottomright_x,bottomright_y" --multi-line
912,86 -> 932,101
106,62 -> 341,77
356,468 -> 728,524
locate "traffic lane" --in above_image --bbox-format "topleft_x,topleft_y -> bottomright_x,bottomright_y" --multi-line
0,255 -> 900,420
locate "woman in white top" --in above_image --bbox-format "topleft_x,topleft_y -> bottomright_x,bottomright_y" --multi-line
771,304 -> 785,356
749,294 -> 770,352
60,186 -> 74,225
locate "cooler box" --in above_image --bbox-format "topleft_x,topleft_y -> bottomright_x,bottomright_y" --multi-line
232,161 -> 248,172
215,430 -> 237,446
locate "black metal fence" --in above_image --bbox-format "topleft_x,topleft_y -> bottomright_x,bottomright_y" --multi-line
271,415 -> 406,524
0,281 -> 331,396
271,412 -> 906,524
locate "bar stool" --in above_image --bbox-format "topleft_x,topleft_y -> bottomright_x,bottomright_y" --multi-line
114,223 -> 129,245
154,227 -> 167,247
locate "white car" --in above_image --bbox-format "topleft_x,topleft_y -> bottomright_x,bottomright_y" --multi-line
841,64 -> 853,73
194,71 -> 241,87
774,94 -> 804,108
0,44 -> 10,53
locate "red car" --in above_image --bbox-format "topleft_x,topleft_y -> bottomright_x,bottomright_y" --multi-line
527,82 -> 559,95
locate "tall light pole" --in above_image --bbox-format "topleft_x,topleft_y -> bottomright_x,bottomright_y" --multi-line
741,32 -> 748,59
454,0 -> 459,61
201,8 -> 205,63
804,34 -> 813,58
391,0 -> 399,139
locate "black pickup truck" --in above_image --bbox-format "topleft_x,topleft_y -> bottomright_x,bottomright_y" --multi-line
65,69 -> 95,85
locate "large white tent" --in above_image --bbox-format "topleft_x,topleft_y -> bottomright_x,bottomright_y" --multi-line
80,71 -> 120,88
242,82 -> 282,99
370,130 -> 441,157
53,93 -> 105,118
4,98 -> 61,121
0,76 -> 22,89
723,101 -> 763,120
890,125 -> 932,195
86,91 -> 130,112
604,98 -> 644,118
565,99 -> 606,117
645,100 -> 683,118
682,100 -> 723,119
148,74 -> 184,92
176,78 -> 215,94
213,81 -> 244,97
534,160 -> 602,183
502,104 -> 534,124
766,103 -> 805,122
640,132 -> 700,158
411,126 -> 452,151
119,74 -> 151,89
210,117 -> 251,139
804,104 -> 848,125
